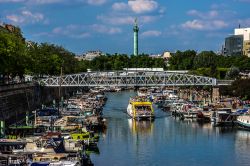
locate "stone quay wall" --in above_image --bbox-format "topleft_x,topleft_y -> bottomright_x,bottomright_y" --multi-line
0,83 -> 78,126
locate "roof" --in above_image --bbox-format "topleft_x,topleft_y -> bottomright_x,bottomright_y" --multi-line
131,102 -> 152,106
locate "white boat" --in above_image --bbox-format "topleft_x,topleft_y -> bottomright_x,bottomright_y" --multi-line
49,161 -> 80,166
237,115 -> 250,129
127,97 -> 154,120
182,106 -> 201,119
115,87 -> 122,92
168,93 -> 178,100
137,88 -> 148,97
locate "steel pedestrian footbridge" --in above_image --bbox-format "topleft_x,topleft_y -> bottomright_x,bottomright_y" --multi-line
39,71 -> 232,87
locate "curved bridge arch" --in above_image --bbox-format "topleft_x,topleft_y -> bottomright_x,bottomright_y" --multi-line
39,71 -> 218,87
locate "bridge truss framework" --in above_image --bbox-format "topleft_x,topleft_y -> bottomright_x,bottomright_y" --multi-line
39,71 -> 219,87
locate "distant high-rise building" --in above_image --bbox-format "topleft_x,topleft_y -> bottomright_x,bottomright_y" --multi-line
224,35 -> 243,56
235,28 -> 250,57
223,27 -> 250,56
235,28 -> 250,41
133,18 -> 139,56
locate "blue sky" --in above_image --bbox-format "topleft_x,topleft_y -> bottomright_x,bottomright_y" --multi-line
0,0 -> 250,55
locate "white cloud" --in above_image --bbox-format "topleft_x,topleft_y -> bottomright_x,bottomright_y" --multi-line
0,0 -> 107,5
97,15 -> 157,25
141,30 -> 161,37
112,0 -> 158,14
0,0 -> 64,4
102,0 -> 162,30
6,10 -> 44,24
181,20 -> 204,30
52,24 -> 91,38
112,2 -> 128,11
187,10 -> 218,19
128,0 -> 158,13
97,15 -> 134,25
36,29 -> 91,38
51,24 -> 121,39
68,32 -> 91,39
182,19 -> 228,31
0,0 -> 25,2
140,15 -> 157,23
30,0 -> 63,4
86,0 -> 106,5
181,7 -> 234,31
91,24 -> 122,34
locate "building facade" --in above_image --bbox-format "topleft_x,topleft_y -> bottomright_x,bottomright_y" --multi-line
243,41 -> 250,57
224,35 -> 243,56
235,28 -> 250,57
223,27 -> 250,56
162,51 -> 172,60
235,28 -> 250,41
84,51 -> 102,61
75,51 -> 103,61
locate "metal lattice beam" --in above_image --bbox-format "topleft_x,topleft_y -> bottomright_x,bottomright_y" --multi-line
39,71 -> 219,87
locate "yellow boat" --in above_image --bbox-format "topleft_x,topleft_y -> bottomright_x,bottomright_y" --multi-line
127,97 -> 155,120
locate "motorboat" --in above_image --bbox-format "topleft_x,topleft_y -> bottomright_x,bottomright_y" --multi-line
127,97 -> 154,120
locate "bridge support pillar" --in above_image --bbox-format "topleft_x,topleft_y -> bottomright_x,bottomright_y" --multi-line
212,87 -> 220,103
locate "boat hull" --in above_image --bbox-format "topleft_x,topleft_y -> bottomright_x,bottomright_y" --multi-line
127,112 -> 155,120
237,119 -> 250,129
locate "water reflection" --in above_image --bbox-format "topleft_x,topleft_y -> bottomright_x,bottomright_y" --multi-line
91,91 -> 250,166
128,119 -> 154,135
235,130 -> 250,165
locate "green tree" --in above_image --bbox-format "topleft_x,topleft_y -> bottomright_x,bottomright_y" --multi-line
225,66 -> 240,79
27,42 -> 78,76
193,51 -> 217,69
168,50 -> 196,70
0,29 -> 27,83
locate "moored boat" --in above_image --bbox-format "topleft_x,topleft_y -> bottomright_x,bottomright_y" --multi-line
137,88 -> 148,97
127,97 -> 154,120
211,108 -> 236,126
237,115 -> 250,129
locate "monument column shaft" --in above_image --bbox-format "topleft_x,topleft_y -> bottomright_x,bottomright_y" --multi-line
133,18 -> 139,56
134,30 -> 138,56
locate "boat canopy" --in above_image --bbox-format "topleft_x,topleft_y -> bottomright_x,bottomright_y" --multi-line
37,108 -> 58,116
132,102 -> 152,106
233,109 -> 248,115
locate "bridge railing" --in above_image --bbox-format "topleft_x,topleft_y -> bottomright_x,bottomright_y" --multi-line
216,80 -> 234,86
39,71 -> 224,87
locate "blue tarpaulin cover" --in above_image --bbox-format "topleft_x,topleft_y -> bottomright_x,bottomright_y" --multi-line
236,109 -> 248,114
31,162 -> 49,166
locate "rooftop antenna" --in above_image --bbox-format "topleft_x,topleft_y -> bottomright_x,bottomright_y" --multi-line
239,24 -> 241,29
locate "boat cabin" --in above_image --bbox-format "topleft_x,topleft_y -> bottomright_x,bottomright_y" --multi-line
211,108 -> 236,126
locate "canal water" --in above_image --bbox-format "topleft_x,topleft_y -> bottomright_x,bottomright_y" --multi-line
91,91 -> 250,166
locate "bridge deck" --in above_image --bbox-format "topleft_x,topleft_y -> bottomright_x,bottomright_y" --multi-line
38,71 -> 233,87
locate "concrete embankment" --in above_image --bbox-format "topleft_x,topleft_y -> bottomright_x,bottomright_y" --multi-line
0,83 -> 78,126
